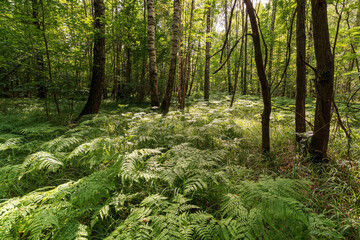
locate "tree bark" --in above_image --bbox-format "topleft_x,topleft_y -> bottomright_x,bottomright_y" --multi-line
295,0 -> 307,142
79,0 -> 105,118
204,5 -> 211,101
244,0 -> 271,156
225,0 -> 232,95
147,0 -> 160,106
181,0 -> 195,108
309,0 -> 334,162
178,8 -> 185,109
160,0 -> 181,113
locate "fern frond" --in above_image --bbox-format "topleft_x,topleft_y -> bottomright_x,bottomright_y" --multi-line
0,137 -> 22,151
22,151 -> 63,174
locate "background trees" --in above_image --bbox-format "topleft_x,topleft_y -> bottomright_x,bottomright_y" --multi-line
0,0 -> 359,158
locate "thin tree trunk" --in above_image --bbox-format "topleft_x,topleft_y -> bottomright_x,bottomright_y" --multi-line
79,0 -> 105,118
178,8 -> 185,109
230,5 -> 245,108
112,43 -> 121,100
243,12 -> 248,95
39,0 -> 60,115
244,0 -> 271,156
225,0 -> 232,95
309,0 -> 334,162
307,18 -> 314,97
138,57 -> 147,103
182,0 -> 195,106
31,0 -> 47,100
160,0 -> 181,113
188,42 -> 200,96
295,0 -> 307,142
204,5 -> 211,101
147,0 -> 160,106
125,47 -> 132,98
267,0 -> 277,84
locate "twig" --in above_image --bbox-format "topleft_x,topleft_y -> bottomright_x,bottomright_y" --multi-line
332,100 -> 351,139
271,7 -> 297,94
213,35 -> 245,74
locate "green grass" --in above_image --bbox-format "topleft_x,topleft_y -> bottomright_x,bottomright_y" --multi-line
0,94 -> 359,239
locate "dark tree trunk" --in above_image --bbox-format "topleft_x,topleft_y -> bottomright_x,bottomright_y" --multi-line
225,0 -> 232,95
244,0 -> 272,156
160,0 -> 181,113
295,0 -> 307,142
31,0 -> 47,99
309,0 -> 334,162
204,5 -> 211,101
79,0 -> 105,118
147,0 -> 160,106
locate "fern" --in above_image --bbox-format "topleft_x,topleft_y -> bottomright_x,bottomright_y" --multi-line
0,137 -> 22,151
120,148 -> 162,184
22,151 -> 63,173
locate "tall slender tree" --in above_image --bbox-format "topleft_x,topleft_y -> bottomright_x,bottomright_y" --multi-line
225,0 -> 232,95
204,3 -> 211,101
244,0 -> 271,156
309,0 -> 334,162
267,0 -> 277,84
79,0 -> 105,118
31,0 -> 47,99
160,0 -> 181,113
147,0 -> 160,107
295,0 -> 306,143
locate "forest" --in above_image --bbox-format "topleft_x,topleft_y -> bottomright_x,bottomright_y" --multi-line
0,0 -> 360,239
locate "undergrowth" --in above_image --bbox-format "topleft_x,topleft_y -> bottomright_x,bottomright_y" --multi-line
0,95 -> 359,239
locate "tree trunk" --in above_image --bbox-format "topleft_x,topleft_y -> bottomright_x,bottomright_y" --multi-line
295,0 -> 307,142
230,6 -> 245,108
204,5 -> 211,101
147,0 -> 160,106
39,0 -> 60,115
31,0 -> 47,99
244,0 -> 272,156
187,41 -> 200,96
267,0 -> 277,84
138,57 -> 147,103
307,19 -> 315,97
309,0 -> 334,162
125,47 -> 132,98
178,9 -> 185,109
225,0 -> 232,95
243,13 -> 248,95
79,0 -> 105,118
182,0 -> 195,108
160,0 -> 181,113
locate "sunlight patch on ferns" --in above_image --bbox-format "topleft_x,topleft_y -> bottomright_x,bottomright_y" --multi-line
22,151 -> 63,174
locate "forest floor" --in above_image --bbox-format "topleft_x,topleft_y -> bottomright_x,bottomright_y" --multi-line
0,94 -> 359,239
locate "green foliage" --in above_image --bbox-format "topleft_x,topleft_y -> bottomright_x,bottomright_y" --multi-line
0,97 -> 356,239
